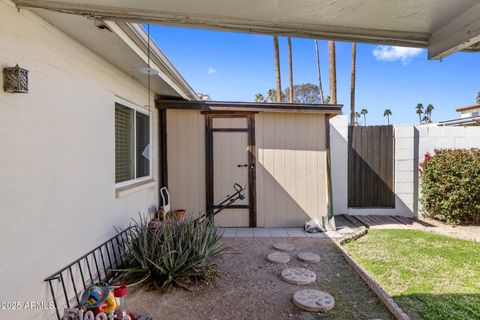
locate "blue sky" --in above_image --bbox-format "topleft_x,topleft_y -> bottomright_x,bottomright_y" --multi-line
150,25 -> 479,125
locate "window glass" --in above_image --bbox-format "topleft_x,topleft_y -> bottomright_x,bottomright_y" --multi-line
136,111 -> 150,178
115,103 -> 134,183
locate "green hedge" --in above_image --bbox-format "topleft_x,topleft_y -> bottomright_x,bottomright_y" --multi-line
420,149 -> 480,224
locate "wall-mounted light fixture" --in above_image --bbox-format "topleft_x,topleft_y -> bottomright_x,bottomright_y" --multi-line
3,64 -> 29,93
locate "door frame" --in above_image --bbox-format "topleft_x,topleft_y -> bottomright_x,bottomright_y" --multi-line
204,112 -> 257,227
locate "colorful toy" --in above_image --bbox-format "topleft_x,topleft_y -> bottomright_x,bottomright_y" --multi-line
80,283 -> 110,309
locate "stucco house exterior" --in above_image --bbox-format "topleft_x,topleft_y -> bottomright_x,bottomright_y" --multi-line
1,2 -> 340,318
0,1 -> 197,319
3,1 -> 480,319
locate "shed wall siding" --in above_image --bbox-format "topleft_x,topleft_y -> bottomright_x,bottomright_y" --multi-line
166,109 -> 206,216
256,113 -> 329,227
0,2 -> 158,319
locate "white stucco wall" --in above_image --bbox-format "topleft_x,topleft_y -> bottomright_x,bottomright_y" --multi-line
0,2 -> 158,319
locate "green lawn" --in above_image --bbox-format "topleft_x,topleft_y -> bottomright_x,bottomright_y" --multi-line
344,229 -> 480,320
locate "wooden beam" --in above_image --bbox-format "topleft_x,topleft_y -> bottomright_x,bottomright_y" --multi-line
428,3 -> 480,60
14,0 -> 429,48
156,99 -> 343,114
159,109 -> 168,188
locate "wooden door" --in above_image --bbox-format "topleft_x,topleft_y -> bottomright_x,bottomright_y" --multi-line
206,113 -> 256,227
348,125 -> 395,207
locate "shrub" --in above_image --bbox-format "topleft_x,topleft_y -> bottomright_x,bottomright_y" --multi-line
123,215 -> 224,287
420,149 -> 480,224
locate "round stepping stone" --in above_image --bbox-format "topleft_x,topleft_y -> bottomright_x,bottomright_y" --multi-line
281,267 -> 316,285
292,289 -> 334,312
267,252 -> 291,264
273,242 -> 294,252
298,252 -> 321,263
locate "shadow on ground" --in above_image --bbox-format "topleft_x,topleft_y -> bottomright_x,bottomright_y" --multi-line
128,237 -> 393,320
394,293 -> 480,320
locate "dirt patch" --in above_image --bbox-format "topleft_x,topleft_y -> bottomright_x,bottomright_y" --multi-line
415,217 -> 480,242
128,237 -> 393,320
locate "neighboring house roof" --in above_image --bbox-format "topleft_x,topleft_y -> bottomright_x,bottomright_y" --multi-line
14,0 -> 480,60
30,8 -> 198,100
438,115 -> 480,126
456,104 -> 480,112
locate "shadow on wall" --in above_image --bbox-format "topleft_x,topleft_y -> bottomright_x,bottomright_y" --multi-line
255,159 -> 328,227
329,118 -> 415,217
255,113 -> 329,227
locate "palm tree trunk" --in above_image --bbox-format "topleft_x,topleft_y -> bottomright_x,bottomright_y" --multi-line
328,41 -> 337,104
350,43 -> 356,126
273,36 -> 282,102
314,40 -> 324,104
387,115 -> 390,125
287,37 -> 294,103
363,115 -> 366,126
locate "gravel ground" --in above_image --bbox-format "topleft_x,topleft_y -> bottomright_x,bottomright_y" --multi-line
415,217 -> 480,242
128,237 -> 393,320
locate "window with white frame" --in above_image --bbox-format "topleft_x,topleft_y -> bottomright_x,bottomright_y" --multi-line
115,101 -> 151,184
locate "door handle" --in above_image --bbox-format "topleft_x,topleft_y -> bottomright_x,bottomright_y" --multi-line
237,164 -> 248,167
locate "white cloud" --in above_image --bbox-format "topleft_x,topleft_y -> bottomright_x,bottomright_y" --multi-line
372,46 -> 423,64
207,67 -> 216,75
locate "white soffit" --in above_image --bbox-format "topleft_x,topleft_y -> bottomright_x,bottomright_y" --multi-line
28,8 -> 198,99
12,0 -> 480,60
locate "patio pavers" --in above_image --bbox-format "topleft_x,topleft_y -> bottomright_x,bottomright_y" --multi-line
220,227 -> 343,238
267,252 -> 291,264
297,252 -> 321,263
273,242 -> 295,252
293,289 -> 335,312
280,267 -> 316,285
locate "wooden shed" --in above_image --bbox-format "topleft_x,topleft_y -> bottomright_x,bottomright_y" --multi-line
157,100 -> 342,227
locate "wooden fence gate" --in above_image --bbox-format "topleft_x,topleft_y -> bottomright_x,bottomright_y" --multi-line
348,125 -> 395,208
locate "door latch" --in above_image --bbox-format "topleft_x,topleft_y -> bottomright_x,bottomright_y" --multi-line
237,164 -> 248,167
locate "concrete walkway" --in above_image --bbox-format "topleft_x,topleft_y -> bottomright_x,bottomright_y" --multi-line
218,227 -> 343,238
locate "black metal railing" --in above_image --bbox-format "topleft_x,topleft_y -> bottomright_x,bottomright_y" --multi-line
44,227 -> 134,320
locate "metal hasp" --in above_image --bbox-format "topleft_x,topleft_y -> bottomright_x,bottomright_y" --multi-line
195,183 -> 245,224
3,64 -> 28,93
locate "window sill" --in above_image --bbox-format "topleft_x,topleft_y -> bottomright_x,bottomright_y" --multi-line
115,179 -> 156,198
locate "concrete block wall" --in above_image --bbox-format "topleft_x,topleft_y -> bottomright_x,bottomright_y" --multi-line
416,125 -> 480,213
330,116 -> 480,218
330,117 -> 415,217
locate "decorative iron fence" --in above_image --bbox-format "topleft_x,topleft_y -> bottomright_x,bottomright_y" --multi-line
44,227 -> 134,320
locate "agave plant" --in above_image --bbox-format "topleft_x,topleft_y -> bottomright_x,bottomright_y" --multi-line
122,215 -> 224,287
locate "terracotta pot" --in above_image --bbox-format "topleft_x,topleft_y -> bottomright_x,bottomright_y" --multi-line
172,209 -> 186,222
148,218 -> 162,229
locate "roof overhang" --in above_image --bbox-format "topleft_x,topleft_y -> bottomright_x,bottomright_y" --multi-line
439,116 -> 480,126
456,104 -> 480,112
156,100 -> 343,115
13,0 -> 480,60
28,7 -> 198,100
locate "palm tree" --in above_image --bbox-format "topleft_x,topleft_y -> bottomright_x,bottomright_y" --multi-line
255,93 -> 266,102
355,112 -> 361,125
328,41 -> 337,104
273,36 -> 282,102
383,108 -> 392,125
415,103 -> 424,123
287,37 -> 294,103
314,40 -> 324,103
350,42 -> 356,125
425,104 -> 434,122
476,90 -> 480,104
360,108 -> 368,126
422,115 -> 430,124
